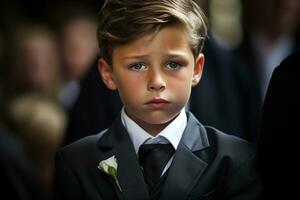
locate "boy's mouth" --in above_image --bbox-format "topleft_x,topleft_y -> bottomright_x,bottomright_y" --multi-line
144,98 -> 170,109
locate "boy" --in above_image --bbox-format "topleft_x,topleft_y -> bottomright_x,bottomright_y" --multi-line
54,0 -> 261,199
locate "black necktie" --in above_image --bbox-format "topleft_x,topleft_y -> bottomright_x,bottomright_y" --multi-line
138,143 -> 175,191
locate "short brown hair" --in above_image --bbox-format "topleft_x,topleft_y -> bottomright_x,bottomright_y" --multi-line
97,0 -> 208,64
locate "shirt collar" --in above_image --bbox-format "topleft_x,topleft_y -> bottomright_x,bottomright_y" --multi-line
121,107 -> 187,154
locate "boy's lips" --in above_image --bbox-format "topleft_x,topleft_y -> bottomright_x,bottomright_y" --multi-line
144,98 -> 170,109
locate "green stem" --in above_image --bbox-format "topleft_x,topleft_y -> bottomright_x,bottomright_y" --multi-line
114,177 -> 122,192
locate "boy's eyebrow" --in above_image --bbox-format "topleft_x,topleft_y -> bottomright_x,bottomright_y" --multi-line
122,51 -> 190,60
163,52 -> 190,58
122,54 -> 149,60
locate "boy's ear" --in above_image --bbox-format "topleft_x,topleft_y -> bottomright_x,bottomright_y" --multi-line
98,58 -> 117,90
192,53 -> 204,86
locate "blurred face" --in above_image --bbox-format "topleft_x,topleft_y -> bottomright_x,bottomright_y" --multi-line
254,0 -> 300,36
61,19 -> 99,80
19,36 -> 59,93
99,25 -> 204,135
277,0 -> 300,32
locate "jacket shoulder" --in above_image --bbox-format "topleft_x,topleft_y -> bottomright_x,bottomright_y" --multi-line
205,126 -> 256,163
57,129 -> 108,163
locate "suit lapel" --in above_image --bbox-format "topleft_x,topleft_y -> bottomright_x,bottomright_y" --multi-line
160,112 -> 210,200
95,116 -> 150,200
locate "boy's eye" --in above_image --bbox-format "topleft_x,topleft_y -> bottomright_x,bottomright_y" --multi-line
129,63 -> 147,71
165,61 -> 182,70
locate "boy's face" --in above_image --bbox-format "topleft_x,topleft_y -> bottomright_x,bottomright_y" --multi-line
99,25 -> 204,135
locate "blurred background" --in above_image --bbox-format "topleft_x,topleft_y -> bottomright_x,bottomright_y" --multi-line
1,0 -> 300,198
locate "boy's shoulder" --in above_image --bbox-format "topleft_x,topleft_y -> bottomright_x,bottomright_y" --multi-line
58,112 -> 256,167
189,111 -> 254,145
57,129 -> 108,161
204,125 -> 255,155
188,112 -> 256,161
198,125 -> 257,172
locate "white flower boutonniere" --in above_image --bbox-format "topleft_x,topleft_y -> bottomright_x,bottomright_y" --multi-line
98,155 -> 122,192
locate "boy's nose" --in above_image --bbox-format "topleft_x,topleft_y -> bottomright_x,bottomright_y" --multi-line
147,70 -> 166,91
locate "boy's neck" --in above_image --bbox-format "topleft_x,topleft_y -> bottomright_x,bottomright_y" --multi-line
124,109 -> 179,136
139,121 -> 172,136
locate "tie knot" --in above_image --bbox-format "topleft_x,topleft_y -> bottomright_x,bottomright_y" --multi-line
138,143 -> 175,190
138,143 -> 174,161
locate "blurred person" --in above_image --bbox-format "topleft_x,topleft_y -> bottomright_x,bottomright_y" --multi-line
0,123 -> 51,200
189,0 -> 261,142
58,12 -> 99,110
234,0 -> 300,142
209,0 -> 243,49
241,0 -> 300,100
53,3 -> 119,144
63,61 -> 122,145
8,23 -> 62,101
60,16 -> 98,81
190,37 -> 261,142
1,33 -> 51,198
258,51 -> 299,199
7,94 -> 67,194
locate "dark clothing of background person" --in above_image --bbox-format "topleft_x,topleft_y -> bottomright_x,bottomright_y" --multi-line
258,50 -> 299,199
190,35 -> 262,143
0,125 -> 50,200
63,59 -> 122,145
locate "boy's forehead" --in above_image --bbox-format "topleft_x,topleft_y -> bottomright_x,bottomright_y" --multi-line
112,25 -> 193,59
127,24 -> 188,45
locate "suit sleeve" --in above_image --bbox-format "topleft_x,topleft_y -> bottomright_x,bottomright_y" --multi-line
223,151 -> 262,200
54,151 -> 83,200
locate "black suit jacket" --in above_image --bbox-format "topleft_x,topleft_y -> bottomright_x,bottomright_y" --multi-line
55,112 -> 261,200
258,51 -> 299,199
